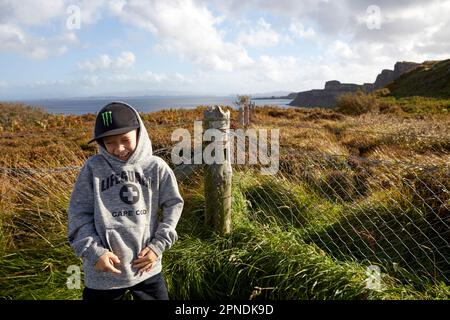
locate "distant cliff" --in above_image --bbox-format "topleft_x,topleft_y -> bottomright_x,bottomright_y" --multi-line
289,81 -> 364,108
387,59 -> 450,98
373,61 -> 420,90
289,61 -> 421,108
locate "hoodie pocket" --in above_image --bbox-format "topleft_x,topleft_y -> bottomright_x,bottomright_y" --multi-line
105,225 -> 150,275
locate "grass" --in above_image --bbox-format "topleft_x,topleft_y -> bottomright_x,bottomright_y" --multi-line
0,246 -> 82,299
379,96 -> 450,115
0,102 -> 448,299
165,171 -> 449,300
335,91 -> 450,116
0,162 -> 448,300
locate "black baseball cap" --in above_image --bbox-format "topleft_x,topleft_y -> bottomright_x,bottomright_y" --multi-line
88,102 -> 140,144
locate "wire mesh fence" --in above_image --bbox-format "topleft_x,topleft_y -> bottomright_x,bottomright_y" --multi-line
229,107 -> 449,284
1,113 -> 449,287
235,148 -> 449,284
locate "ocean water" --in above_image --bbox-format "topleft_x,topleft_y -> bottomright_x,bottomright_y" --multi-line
13,96 -> 293,115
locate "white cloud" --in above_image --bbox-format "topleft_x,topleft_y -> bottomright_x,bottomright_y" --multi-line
0,80 -> 7,88
327,40 -> 356,60
107,0 -> 126,14
56,32 -> 78,44
74,70 -> 193,94
237,18 -> 280,48
170,54 -> 320,94
0,0 -> 83,58
258,55 -> 299,83
211,0 -> 450,60
114,51 -> 136,69
78,0 -> 106,25
0,0 -> 65,26
141,71 -> 167,83
0,23 -> 25,50
78,51 -> 135,72
0,23 -> 78,59
28,47 -> 49,60
0,0 -> 110,27
113,0 -> 253,71
289,19 -> 316,40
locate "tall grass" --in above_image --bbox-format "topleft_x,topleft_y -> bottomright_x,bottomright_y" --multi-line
0,144 -> 86,299
3,162 -> 448,299
0,103 -> 448,300
163,170 -> 449,300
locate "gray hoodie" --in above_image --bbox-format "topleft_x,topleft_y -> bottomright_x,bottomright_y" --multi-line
68,102 -> 184,290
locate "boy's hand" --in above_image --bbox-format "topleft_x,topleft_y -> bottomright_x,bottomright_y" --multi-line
94,252 -> 122,274
132,247 -> 157,274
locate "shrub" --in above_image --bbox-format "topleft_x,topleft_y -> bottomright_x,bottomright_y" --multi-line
373,88 -> 391,97
378,101 -> 404,115
335,92 -> 379,115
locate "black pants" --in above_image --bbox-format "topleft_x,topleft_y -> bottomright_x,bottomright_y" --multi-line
83,272 -> 169,300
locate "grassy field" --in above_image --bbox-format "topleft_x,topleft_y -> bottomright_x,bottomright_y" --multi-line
0,101 -> 449,299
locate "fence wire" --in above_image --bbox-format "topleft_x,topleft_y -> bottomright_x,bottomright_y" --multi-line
1,125 -> 449,285
232,146 -> 449,284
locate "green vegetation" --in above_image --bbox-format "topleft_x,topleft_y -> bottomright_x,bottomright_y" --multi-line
387,59 -> 450,99
336,91 -> 450,116
1,167 -> 448,299
0,102 -> 448,299
335,92 -> 380,116
379,96 -> 450,115
335,59 -> 450,116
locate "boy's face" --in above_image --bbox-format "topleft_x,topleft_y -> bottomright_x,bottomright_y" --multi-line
102,129 -> 138,161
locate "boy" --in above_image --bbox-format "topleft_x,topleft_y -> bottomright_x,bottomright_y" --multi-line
68,101 -> 183,300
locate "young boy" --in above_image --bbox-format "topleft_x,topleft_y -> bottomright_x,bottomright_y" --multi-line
68,101 -> 183,300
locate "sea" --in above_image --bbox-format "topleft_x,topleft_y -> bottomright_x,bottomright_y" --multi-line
10,96 -> 294,115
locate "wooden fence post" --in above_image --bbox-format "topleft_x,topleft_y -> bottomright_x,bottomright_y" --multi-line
244,102 -> 250,126
238,106 -> 244,126
203,105 -> 232,234
249,101 -> 255,123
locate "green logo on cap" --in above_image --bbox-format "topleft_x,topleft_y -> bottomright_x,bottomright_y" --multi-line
102,111 -> 112,127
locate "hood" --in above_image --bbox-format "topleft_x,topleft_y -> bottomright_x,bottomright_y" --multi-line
95,101 -> 152,167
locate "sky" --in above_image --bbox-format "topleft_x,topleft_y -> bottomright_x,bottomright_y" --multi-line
0,0 -> 449,100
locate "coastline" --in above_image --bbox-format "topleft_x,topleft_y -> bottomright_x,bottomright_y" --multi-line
4,96 -> 294,115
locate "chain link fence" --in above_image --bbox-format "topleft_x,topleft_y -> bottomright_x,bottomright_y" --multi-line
229,106 -> 449,284
238,147 -> 449,284
1,112 -> 449,286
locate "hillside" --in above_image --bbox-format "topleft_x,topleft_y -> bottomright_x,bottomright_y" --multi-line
387,59 -> 450,98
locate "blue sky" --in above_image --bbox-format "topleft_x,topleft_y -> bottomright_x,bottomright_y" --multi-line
1,0 -> 449,99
